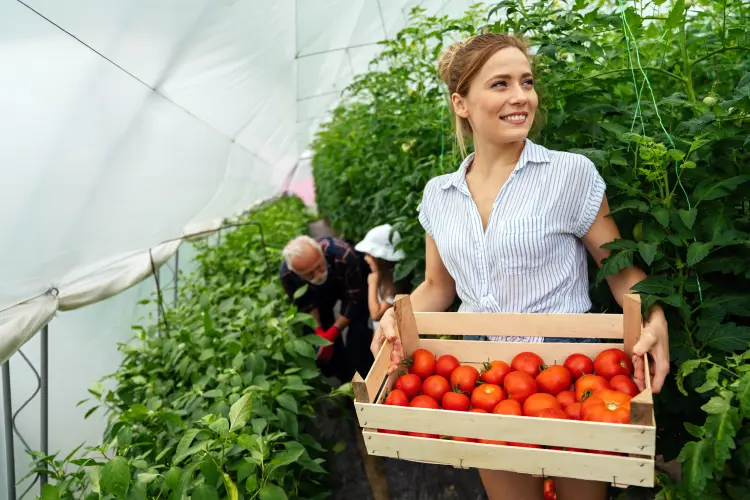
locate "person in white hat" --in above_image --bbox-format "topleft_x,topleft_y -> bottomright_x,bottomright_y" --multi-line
355,224 -> 410,332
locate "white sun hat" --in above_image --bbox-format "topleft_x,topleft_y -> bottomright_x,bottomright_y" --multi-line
355,224 -> 405,262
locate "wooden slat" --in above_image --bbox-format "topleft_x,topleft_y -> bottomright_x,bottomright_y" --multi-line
363,340 -> 392,403
362,431 -> 654,488
414,312 -> 623,338
394,295 -> 420,356
623,294 -> 642,357
354,403 -> 655,455
419,339 -> 622,366
352,373 -> 370,403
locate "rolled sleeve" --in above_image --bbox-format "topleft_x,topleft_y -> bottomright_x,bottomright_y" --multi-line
573,159 -> 606,238
417,180 -> 438,239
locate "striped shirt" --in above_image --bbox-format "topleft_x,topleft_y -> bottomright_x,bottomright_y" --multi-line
417,139 -> 605,342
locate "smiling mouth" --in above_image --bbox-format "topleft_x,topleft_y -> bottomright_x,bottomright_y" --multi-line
501,113 -> 528,124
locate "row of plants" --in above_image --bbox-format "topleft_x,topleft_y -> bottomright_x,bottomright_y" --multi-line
26,195 -> 348,500
311,1 -> 750,498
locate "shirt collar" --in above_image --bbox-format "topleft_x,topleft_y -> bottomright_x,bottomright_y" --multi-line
441,139 -> 551,191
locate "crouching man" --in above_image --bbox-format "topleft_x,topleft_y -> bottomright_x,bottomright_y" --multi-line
279,235 -> 375,382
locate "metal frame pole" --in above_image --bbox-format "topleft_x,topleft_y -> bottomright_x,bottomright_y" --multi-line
2,361 -> 17,500
173,248 -> 179,306
40,325 -> 49,490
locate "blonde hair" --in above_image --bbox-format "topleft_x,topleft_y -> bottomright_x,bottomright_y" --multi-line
438,33 -> 534,156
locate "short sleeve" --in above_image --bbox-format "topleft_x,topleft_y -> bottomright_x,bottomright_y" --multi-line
417,180 -> 437,239
573,158 -> 606,238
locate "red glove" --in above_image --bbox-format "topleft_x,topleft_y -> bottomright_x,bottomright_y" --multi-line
315,327 -> 339,362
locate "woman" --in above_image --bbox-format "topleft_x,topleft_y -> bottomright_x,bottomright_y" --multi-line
370,33 -> 670,500
355,224 -> 410,331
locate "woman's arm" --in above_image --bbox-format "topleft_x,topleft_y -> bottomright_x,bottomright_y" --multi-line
370,234 -> 457,370
582,195 -> 670,394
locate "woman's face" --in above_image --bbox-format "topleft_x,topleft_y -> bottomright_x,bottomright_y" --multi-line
453,47 -> 538,146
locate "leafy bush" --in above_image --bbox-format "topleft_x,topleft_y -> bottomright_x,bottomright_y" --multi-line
27,195 -> 349,500
311,1 -> 750,498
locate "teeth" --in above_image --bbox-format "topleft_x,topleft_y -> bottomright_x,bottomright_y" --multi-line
503,115 -> 526,121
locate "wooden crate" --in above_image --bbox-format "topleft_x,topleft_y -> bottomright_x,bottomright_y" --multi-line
352,294 -> 656,488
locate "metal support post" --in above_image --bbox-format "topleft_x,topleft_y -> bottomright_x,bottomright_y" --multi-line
40,325 -> 49,489
2,361 -> 17,500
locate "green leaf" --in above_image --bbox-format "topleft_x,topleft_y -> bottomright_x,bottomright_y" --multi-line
596,250 -> 633,284
276,393 -> 298,414
229,393 -> 253,432
703,324 -> 750,352
252,418 -> 268,435
203,389 -> 223,398
686,242 -> 712,266
41,484 -> 60,500
694,175 -> 750,202
259,483 -> 288,500
165,466 -> 182,490
116,426 -> 132,448
199,349 -> 215,361
302,334 -> 330,347
276,409 -> 299,439
284,376 -> 314,392
651,207 -> 670,226
192,484 -> 219,500
678,440 -> 713,498
101,456 -> 131,499
677,359 -> 704,396
737,373 -> 750,419
704,407 -> 740,475
174,429 -> 201,464
209,417 -> 229,435
637,242 -> 658,266
246,475 -> 259,492
136,473 -> 159,485
702,394 -> 732,415
684,423 -> 704,438
222,472 -> 239,500
293,285 -> 309,300
679,208 -> 698,229
265,446 -> 305,477
695,365 -> 721,394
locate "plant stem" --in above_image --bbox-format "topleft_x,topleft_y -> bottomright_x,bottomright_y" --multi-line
692,45 -> 750,66
679,13 -> 696,104
580,67 -> 687,85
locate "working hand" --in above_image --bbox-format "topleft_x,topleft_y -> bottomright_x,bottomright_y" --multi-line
632,308 -> 669,394
369,308 -> 403,375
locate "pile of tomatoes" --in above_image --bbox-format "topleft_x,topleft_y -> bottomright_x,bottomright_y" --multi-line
378,347 -> 638,451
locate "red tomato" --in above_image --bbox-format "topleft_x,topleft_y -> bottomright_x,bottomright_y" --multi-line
384,389 -> 409,406
422,375 -> 450,402
504,371 -> 538,404
378,429 -> 407,435
537,407 -> 567,419
563,353 -> 594,380
609,374 -> 639,397
442,390 -> 471,412
471,384 -> 506,412
409,349 -> 436,380
394,373 -> 422,400
480,360 -> 511,385
594,348 -> 633,380
543,478 -> 556,500
556,390 -> 576,408
409,394 -> 440,409
493,399 -> 523,416
565,402 -> 583,420
469,408 -> 488,413
479,439 -> 508,445
451,436 -> 477,443
511,352 -> 545,378
435,354 -> 461,379
523,393 -> 562,417
450,365 -> 480,394
575,374 -> 610,402
408,432 -> 438,438
509,442 -> 542,448
536,365 -> 573,395
581,389 -> 631,424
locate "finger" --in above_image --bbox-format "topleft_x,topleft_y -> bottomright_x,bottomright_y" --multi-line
632,330 -> 656,357
650,352 -> 670,394
632,355 -> 646,392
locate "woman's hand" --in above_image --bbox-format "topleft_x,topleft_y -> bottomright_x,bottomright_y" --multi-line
370,308 -> 403,374
632,307 -> 669,394
367,271 -> 379,288
364,254 -> 378,273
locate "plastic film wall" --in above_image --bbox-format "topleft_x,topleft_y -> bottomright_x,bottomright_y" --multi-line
0,0 -> 477,495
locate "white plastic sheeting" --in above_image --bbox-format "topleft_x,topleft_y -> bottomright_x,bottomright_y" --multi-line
0,0 -> 477,494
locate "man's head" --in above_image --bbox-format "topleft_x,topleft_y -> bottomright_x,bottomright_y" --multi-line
282,236 -> 328,285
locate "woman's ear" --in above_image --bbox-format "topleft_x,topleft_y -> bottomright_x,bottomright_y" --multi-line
451,93 -> 469,119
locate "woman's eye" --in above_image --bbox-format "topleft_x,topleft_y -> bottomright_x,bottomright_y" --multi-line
523,79 -> 534,86
491,81 -> 507,88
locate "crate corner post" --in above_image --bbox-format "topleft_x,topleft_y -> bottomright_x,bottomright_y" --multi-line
622,293 -> 642,358
393,294 -> 420,355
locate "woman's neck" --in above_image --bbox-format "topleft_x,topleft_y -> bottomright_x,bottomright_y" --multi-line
468,138 -> 526,181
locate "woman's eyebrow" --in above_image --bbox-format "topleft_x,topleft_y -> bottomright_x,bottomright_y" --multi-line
487,72 -> 533,82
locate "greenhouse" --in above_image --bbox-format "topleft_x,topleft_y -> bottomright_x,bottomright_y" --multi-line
1,0 -> 748,499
